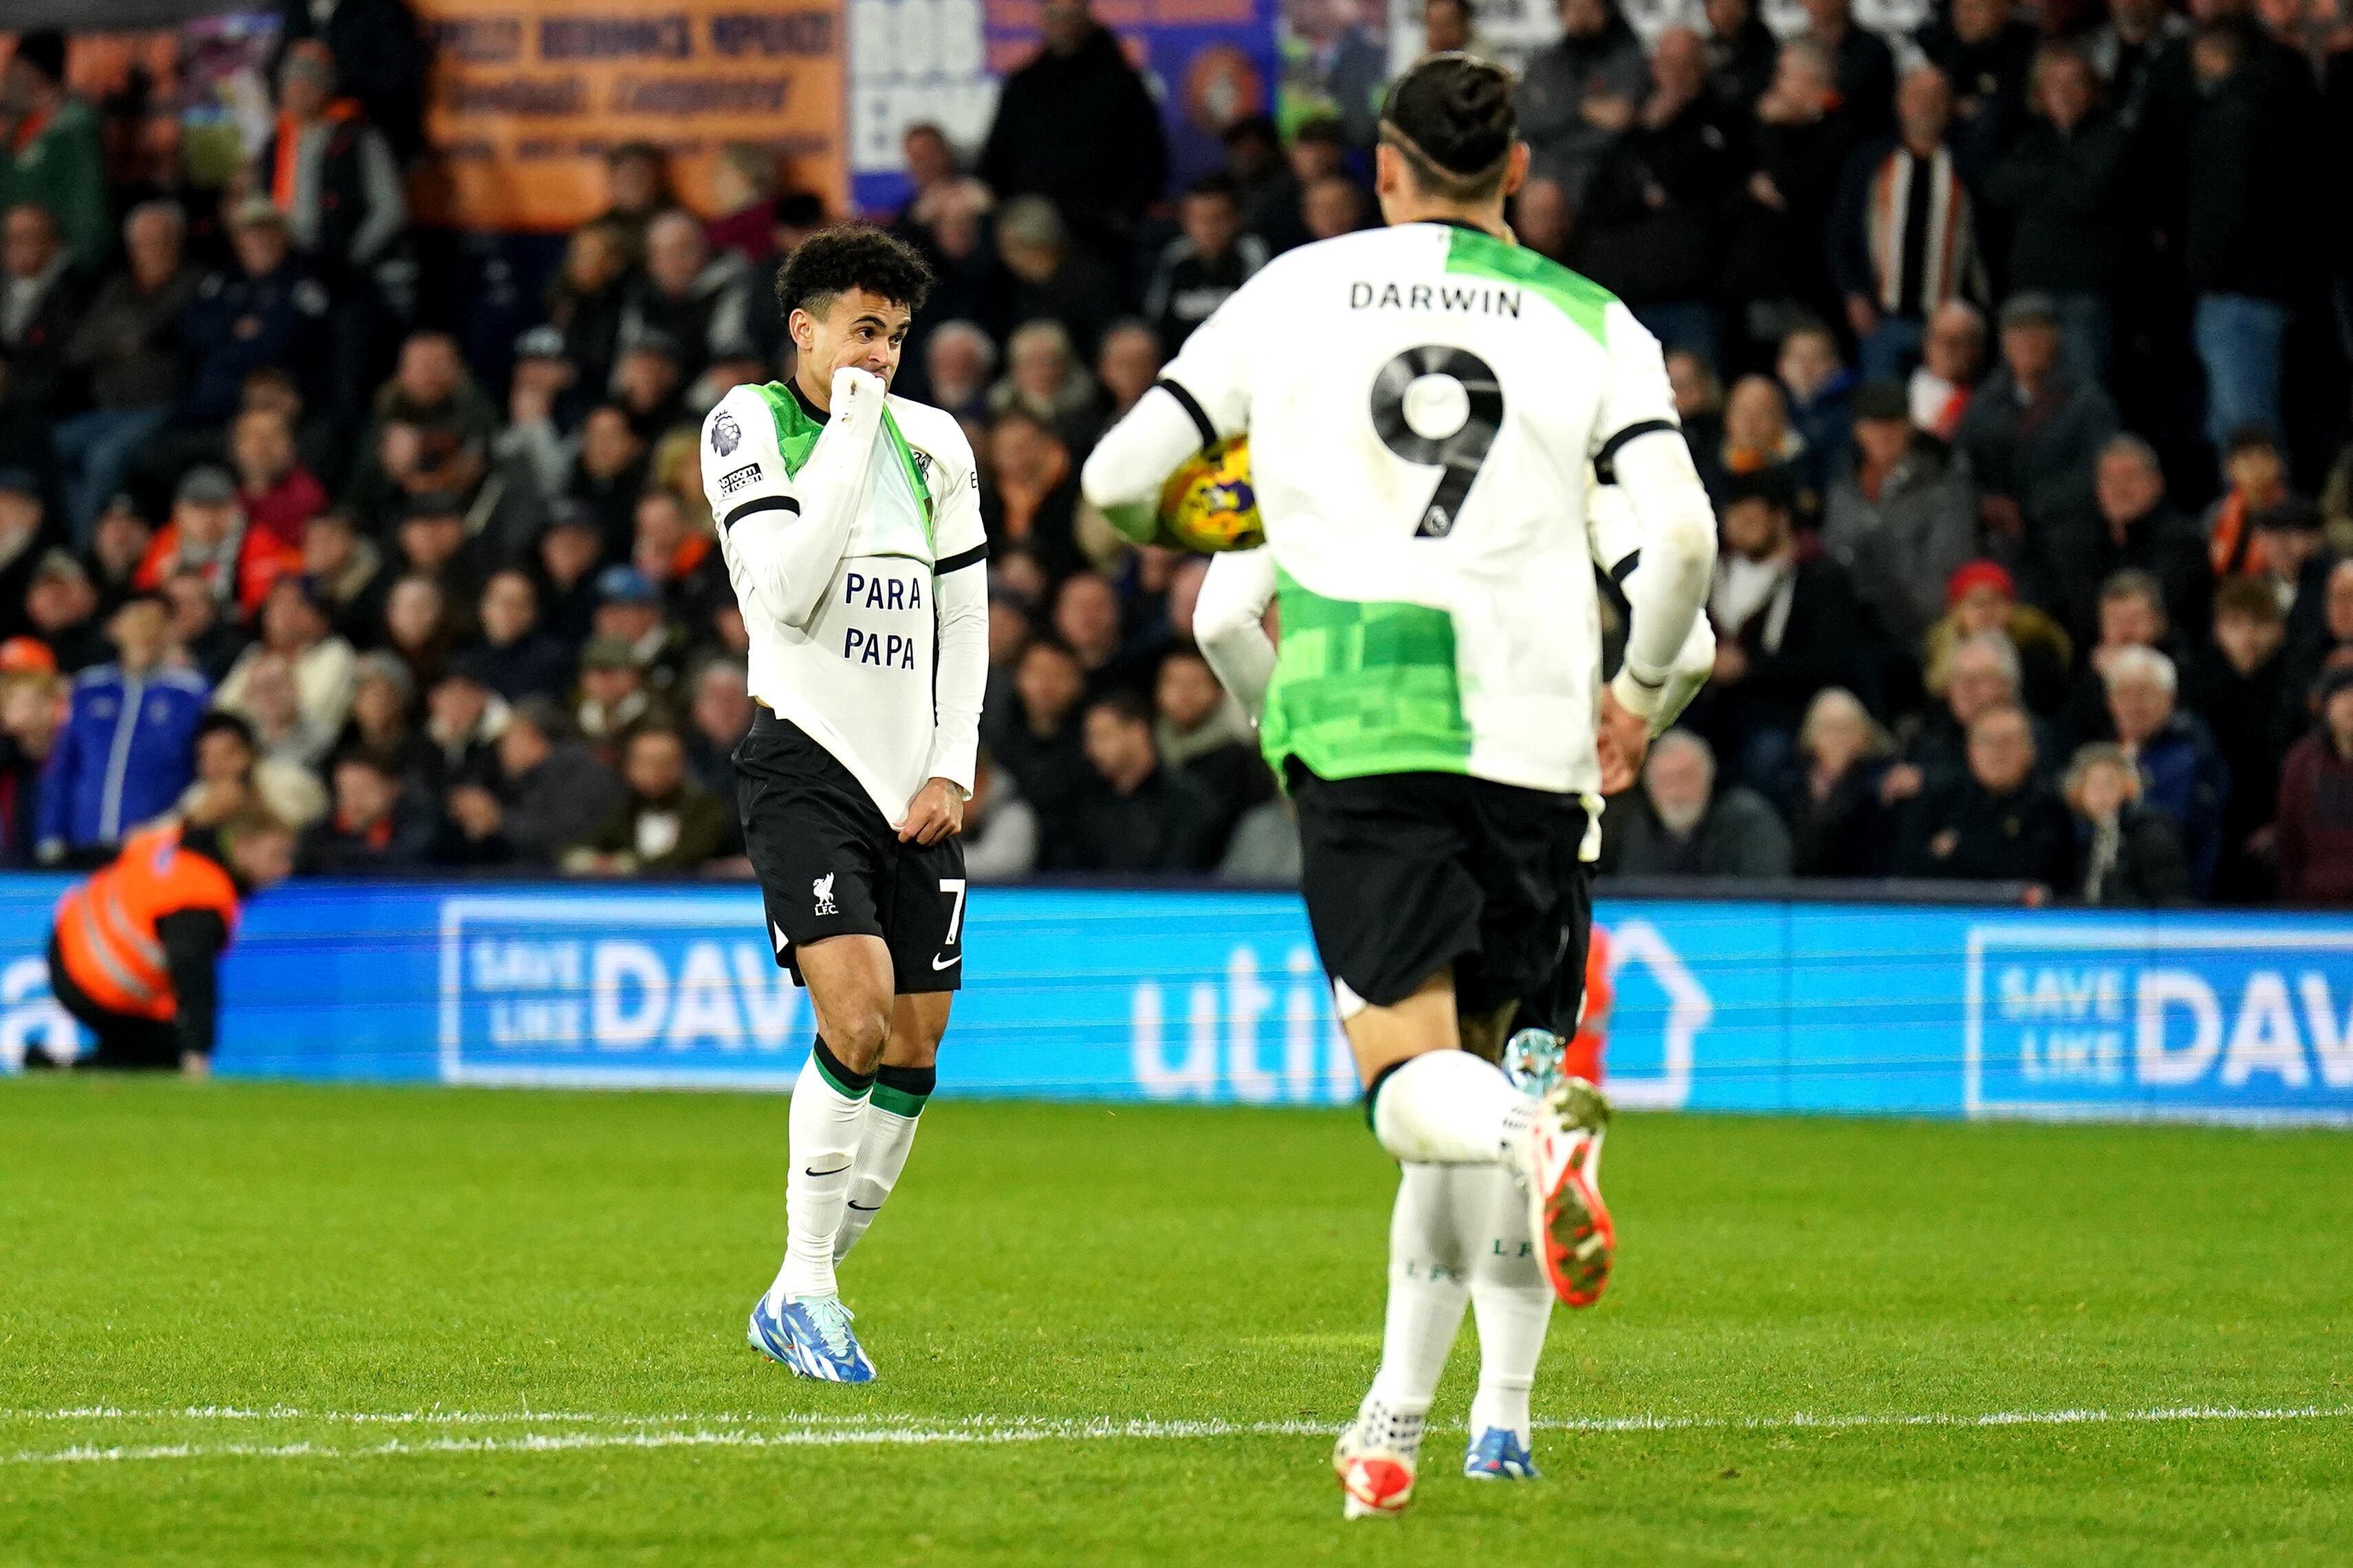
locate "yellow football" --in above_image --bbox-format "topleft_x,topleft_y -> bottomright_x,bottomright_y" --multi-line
1155,436 -> 1266,553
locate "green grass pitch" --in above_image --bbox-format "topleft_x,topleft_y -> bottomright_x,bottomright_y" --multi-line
4,1079 -> 2352,1565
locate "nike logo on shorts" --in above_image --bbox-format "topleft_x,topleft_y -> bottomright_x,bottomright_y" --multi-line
932,952 -> 961,971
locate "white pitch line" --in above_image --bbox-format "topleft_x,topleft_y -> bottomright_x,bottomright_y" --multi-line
0,1407 -> 896,1428
5,1406 -> 2349,1467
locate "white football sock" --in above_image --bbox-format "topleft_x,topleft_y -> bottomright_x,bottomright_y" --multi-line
769,1043 -> 871,1306
1465,1166 -> 1551,1444
1361,1164 -> 1471,1456
1370,1050 -> 1532,1167
833,1065 -> 930,1262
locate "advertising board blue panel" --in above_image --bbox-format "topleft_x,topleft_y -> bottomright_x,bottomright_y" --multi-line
1,877 -> 2350,1125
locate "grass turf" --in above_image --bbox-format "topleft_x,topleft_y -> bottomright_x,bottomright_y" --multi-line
2,1079 -> 2350,1566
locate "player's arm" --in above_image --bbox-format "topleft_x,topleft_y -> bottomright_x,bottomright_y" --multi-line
1081,289 -> 1256,542
706,370 -> 888,630
1587,479 -> 1716,733
1194,548 -> 1280,722
157,907 -> 227,1069
906,445 -> 990,844
1589,311 -> 1717,736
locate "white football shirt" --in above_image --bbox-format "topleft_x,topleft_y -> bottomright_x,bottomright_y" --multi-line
1153,221 -> 1681,796
699,379 -> 989,823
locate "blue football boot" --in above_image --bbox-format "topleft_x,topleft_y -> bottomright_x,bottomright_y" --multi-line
1463,1426 -> 1541,1481
747,1293 -> 877,1383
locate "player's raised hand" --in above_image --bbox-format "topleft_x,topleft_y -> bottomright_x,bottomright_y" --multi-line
896,777 -> 967,844
1595,688 -> 1650,795
829,365 -> 884,417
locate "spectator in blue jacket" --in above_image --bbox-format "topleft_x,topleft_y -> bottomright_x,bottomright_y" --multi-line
2102,645 -> 2230,896
36,593 -> 210,864
173,199 -> 330,432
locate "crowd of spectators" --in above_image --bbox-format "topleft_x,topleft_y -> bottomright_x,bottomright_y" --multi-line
2,0 -> 2352,905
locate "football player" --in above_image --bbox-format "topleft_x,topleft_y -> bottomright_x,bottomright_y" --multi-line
699,226 -> 989,1383
1083,54 -> 1717,1515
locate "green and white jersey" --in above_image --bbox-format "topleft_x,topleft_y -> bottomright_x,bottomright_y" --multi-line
1157,221 -> 1679,797
699,378 -> 989,822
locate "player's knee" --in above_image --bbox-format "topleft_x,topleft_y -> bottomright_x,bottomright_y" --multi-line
893,1035 -> 941,1071
818,994 -> 893,1072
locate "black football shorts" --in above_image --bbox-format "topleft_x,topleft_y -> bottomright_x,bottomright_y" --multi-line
1289,760 -> 1591,1028
735,711 -> 967,994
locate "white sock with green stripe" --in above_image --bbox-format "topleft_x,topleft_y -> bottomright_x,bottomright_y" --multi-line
833,1063 -> 934,1263
769,1039 -> 871,1308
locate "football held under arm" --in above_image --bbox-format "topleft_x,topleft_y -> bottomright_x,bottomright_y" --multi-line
1082,291 -> 1254,540
1079,384 -> 1215,543
708,369 -> 889,630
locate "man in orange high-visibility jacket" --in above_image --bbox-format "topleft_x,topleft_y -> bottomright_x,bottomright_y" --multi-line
41,810 -> 295,1075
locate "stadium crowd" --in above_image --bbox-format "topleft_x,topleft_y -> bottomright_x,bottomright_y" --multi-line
2,0 -> 2352,903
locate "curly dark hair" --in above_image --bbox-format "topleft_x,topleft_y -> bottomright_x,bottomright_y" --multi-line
774,223 -> 936,322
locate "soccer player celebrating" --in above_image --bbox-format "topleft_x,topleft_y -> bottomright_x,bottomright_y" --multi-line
1082,55 -> 1718,1515
699,226 -> 988,1383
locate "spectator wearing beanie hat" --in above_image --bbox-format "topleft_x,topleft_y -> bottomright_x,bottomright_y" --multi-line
133,466 -> 303,623
1921,559 -> 2072,718
25,549 -> 108,673
338,648 -> 427,780
1955,291 -> 2118,575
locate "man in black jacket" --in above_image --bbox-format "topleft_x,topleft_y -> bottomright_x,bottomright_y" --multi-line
2182,576 -> 2284,899
1142,174 -> 1267,353
1690,469 -> 1872,786
1802,0 -> 1896,137
978,0 -> 1168,266
1052,691 -> 1221,873
1887,630 -> 2064,804
1894,702 -> 2075,885
273,0 -> 426,162
0,201 -> 87,482
58,201 -> 198,541
2066,742 -> 2192,905
256,43 -> 408,292
1704,0 -> 1777,115
995,638 -> 1093,830
2038,433 -> 2209,649
1956,292 -> 2117,605
1981,45 -> 2129,373
1912,0 -> 2039,181
2178,21 -> 2316,459
301,748 -> 438,872
1568,27 -> 1736,361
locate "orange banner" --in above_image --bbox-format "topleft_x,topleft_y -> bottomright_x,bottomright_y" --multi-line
408,0 -> 846,232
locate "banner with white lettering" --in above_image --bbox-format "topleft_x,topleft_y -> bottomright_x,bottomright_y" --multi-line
409,0 -> 849,230
1,879 -> 2350,1123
